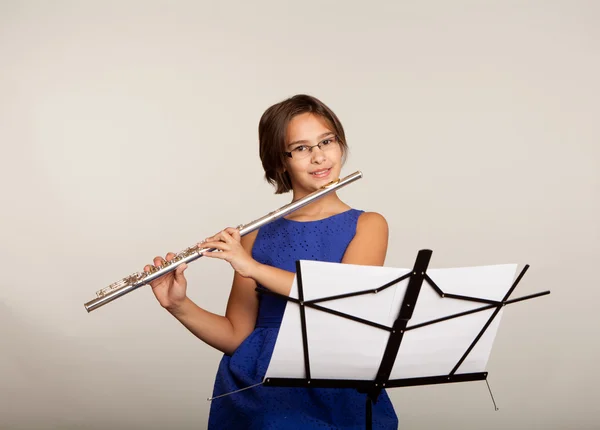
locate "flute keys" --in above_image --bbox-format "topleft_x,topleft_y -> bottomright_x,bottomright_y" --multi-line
96,272 -> 142,297
177,247 -> 196,258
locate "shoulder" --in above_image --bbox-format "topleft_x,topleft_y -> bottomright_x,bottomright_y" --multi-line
342,211 -> 389,265
356,211 -> 388,236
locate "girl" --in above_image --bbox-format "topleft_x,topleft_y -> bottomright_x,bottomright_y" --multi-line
145,94 -> 398,429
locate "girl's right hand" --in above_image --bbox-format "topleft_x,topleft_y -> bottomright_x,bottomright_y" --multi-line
144,252 -> 189,311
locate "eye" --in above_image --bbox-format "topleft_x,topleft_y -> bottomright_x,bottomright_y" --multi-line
321,136 -> 337,146
293,145 -> 308,152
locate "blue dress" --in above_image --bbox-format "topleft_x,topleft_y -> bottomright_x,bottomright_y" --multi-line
208,209 -> 398,429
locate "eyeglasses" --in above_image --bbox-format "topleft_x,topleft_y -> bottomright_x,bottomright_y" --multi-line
284,135 -> 340,160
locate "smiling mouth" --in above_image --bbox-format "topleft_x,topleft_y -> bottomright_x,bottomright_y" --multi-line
310,168 -> 331,178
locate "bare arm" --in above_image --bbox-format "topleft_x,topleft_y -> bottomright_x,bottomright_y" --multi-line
166,211 -> 388,354
246,211 -> 389,296
201,228 -> 296,297
341,211 -> 389,266
164,232 -> 260,356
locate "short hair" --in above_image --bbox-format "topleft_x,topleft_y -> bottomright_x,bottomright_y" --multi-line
258,94 -> 349,194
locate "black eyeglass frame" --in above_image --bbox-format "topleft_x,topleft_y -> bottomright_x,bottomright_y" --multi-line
284,135 -> 340,159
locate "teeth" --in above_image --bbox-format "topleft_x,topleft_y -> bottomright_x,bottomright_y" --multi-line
312,169 -> 330,175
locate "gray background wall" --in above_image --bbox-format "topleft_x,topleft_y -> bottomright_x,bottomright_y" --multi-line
1,1 -> 598,429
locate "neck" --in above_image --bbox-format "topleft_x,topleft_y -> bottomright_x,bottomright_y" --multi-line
287,192 -> 349,219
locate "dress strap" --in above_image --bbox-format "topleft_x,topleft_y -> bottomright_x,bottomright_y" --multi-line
255,315 -> 282,328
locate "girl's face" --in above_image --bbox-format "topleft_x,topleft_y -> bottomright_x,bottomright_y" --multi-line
284,112 -> 343,196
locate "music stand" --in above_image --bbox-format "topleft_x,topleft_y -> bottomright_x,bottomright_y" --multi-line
257,249 -> 550,430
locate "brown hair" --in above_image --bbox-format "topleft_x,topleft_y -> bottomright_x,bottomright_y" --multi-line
258,94 -> 348,194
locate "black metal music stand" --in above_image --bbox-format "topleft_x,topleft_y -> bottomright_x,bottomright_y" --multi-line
257,249 -> 550,430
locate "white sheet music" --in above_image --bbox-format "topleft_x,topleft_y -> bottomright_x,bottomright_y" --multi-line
264,260 -> 517,381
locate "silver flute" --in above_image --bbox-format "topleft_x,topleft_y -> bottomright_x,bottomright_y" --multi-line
84,170 -> 363,312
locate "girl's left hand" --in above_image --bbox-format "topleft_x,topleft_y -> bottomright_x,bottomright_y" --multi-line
199,227 -> 258,278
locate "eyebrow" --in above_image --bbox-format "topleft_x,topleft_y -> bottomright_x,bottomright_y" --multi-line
287,131 -> 335,148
